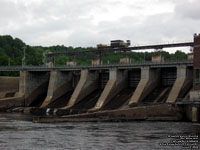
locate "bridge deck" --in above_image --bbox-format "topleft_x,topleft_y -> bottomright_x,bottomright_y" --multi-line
46,42 -> 194,57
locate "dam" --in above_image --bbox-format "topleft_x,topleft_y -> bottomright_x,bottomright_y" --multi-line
0,34 -> 200,123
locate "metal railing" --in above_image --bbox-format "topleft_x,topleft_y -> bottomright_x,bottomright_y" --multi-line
0,60 -> 193,71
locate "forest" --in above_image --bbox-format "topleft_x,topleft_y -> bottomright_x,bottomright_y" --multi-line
0,35 -> 188,67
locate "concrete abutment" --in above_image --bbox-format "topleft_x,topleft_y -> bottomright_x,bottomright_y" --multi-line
166,65 -> 193,103
62,69 -> 99,109
128,67 -> 160,105
41,71 -> 73,107
91,68 -> 128,111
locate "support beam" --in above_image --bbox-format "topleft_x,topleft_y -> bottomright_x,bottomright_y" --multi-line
128,67 -> 160,105
41,71 -> 73,107
166,65 -> 192,103
63,69 -> 99,109
91,68 -> 128,111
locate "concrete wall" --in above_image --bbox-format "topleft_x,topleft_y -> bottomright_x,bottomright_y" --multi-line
0,75 -> 24,109
128,67 -> 160,105
166,65 -> 193,103
35,104 -> 183,123
91,68 -> 128,111
92,59 -> 101,65
120,58 -> 131,63
0,97 -> 24,109
66,61 -> 77,66
41,71 -> 73,107
152,55 -> 164,62
63,69 -> 99,109
190,91 -> 200,100
0,77 -> 19,98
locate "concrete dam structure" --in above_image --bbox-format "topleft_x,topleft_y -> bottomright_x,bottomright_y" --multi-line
0,34 -> 200,123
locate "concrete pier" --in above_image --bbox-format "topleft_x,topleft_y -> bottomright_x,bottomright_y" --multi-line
15,71 -> 26,97
128,67 -> 160,105
16,71 -> 50,106
63,70 -> 99,109
91,68 -> 128,111
166,65 -> 193,103
192,107 -> 199,122
41,71 -> 73,107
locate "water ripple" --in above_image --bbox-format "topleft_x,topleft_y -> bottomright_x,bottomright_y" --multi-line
0,114 -> 199,150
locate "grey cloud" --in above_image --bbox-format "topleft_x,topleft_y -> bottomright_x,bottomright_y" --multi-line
0,0 -> 22,25
97,10 -> 199,46
0,0 -> 199,48
175,0 -> 200,20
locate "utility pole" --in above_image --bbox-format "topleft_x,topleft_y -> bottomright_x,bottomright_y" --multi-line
43,51 -> 47,66
22,46 -> 26,67
8,58 -> 10,66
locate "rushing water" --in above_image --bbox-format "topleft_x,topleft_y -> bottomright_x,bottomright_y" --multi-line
0,113 -> 200,150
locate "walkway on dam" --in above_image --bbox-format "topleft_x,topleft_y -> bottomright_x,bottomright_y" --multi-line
0,60 -> 193,71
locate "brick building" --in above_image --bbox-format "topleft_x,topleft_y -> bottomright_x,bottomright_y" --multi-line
194,34 -> 200,90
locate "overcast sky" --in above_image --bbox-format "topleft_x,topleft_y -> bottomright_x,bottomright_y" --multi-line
0,0 -> 199,51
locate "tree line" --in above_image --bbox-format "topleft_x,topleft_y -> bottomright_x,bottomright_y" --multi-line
0,35 -> 188,67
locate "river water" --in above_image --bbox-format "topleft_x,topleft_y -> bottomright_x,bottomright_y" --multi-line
0,113 -> 199,150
